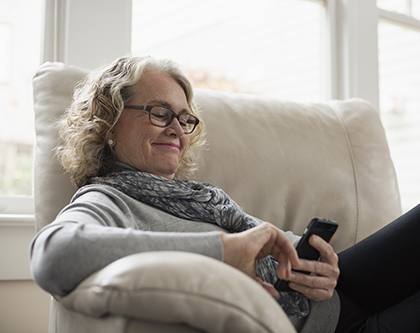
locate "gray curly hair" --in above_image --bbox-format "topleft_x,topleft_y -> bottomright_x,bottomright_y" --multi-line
57,55 -> 206,188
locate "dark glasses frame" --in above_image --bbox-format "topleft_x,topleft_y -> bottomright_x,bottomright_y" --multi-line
124,105 -> 200,134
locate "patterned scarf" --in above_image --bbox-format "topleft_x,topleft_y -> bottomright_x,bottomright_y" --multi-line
91,163 -> 309,318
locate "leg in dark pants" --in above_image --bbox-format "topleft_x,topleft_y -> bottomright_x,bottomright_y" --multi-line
336,289 -> 420,333
334,204 -> 420,333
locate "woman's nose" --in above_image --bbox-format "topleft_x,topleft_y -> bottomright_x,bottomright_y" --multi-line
165,117 -> 185,137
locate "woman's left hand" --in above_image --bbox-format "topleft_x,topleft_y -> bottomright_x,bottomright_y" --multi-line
287,235 -> 340,301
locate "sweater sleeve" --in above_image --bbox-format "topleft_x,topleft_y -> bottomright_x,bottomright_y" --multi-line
29,186 -> 224,296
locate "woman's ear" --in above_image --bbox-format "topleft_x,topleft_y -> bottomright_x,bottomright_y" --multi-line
107,130 -> 115,147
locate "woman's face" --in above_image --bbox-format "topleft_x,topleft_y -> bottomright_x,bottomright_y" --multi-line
111,71 -> 190,179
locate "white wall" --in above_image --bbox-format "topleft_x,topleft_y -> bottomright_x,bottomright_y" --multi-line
0,215 -> 50,333
0,280 -> 50,333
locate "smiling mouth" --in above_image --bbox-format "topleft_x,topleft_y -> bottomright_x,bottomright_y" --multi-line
154,143 -> 180,150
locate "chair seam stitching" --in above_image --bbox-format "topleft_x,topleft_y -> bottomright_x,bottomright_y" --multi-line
328,101 -> 360,245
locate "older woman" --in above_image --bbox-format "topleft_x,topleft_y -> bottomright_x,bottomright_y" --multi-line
30,56 -> 420,333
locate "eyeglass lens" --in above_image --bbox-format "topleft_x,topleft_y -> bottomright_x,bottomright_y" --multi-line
149,107 -> 198,133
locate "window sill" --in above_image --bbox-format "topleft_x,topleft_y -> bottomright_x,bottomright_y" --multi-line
0,214 -> 35,227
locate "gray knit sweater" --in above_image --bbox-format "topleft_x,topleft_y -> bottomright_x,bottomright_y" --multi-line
29,183 -> 339,332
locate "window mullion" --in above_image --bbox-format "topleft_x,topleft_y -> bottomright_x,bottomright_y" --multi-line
406,0 -> 412,16
42,0 -> 133,69
331,0 -> 380,110
325,0 -> 339,100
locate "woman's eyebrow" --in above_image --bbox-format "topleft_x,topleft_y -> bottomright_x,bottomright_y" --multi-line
149,100 -> 191,114
149,100 -> 171,108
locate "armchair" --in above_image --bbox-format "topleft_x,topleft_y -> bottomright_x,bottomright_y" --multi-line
33,62 -> 401,332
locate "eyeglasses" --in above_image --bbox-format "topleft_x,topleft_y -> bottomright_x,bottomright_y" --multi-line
124,105 -> 200,134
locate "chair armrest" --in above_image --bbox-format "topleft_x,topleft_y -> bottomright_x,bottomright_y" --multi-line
57,251 -> 296,333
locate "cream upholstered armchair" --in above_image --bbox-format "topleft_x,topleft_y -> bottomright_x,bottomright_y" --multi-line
32,62 -> 402,333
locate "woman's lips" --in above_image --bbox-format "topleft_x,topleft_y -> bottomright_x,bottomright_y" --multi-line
154,142 -> 180,151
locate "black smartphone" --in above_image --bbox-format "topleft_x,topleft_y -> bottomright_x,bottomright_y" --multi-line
274,217 -> 339,292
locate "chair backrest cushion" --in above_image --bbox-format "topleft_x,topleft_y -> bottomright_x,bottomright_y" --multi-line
33,62 -> 401,252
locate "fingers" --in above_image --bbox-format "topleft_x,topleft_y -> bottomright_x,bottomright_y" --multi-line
288,276 -> 336,301
288,235 -> 340,301
289,262 -> 339,301
275,250 -> 293,280
220,223 -> 299,281
261,223 -> 300,265
248,223 -> 299,264
253,223 -> 299,280
310,235 -> 339,266
256,277 -> 280,298
222,224 -> 339,302
258,223 -> 298,281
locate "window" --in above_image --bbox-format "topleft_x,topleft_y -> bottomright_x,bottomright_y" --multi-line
0,0 -> 43,282
132,0 -> 326,102
3,0 -> 419,214
0,0 -> 43,196
130,0 -> 420,212
377,6 -> 420,212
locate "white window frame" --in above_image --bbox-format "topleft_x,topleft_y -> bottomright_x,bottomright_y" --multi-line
326,0 -> 380,109
42,0 -> 132,69
1,0 -> 131,217
378,6 -> 420,29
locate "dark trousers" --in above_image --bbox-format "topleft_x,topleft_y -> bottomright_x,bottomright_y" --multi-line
334,203 -> 420,333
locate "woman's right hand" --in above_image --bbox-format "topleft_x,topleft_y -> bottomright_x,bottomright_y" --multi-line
220,222 -> 299,282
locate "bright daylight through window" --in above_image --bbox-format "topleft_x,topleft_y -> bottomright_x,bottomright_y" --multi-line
133,0 -> 420,212
377,0 -> 420,212
132,0 -> 325,102
0,0 -> 42,196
